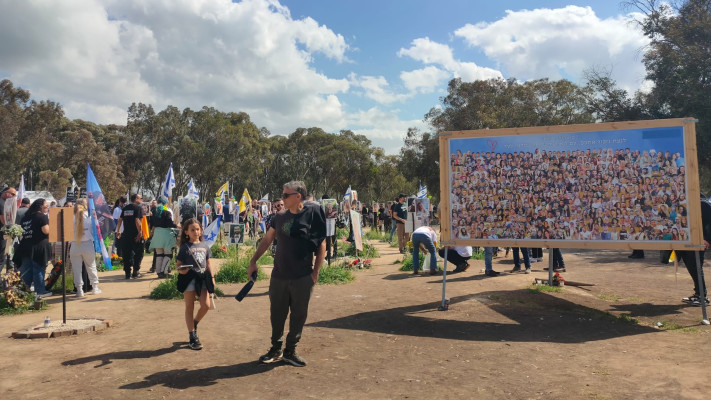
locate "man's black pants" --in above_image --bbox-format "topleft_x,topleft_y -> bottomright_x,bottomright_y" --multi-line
121,237 -> 144,277
269,274 -> 314,350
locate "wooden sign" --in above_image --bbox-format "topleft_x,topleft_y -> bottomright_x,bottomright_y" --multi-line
439,118 -> 703,251
49,208 -> 74,242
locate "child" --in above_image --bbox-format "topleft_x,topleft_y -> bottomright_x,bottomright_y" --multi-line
176,218 -> 215,350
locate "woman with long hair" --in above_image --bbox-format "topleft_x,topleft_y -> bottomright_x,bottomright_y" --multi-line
17,198 -> 53,298
149,196 -> 178,279
69,198 -> 101,297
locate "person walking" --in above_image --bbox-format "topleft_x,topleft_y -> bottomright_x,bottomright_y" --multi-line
176,218 -> 215,350
248,180 -> 326,367
115,193 -> 145,279
69,199 -> 101,297
149,196 -> 178,278
509,247 -> 532,274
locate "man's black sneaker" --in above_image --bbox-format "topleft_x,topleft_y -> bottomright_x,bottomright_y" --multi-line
485,270 -> 500,277
692,297 -> 710,306
282,349 -> 307,367
189,332 -> 202,350
510,266 -> 521,273
259,346 -> 283,363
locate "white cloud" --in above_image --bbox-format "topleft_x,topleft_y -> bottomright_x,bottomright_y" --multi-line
348,73 -> 411,104
454,5 -> 650,92
0,0 -> 351,132
348,107 -> 427,153
397,37 -> 503,84
400,66 -> 450,94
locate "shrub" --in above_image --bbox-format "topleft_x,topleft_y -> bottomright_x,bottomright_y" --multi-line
318,264 -> 355,285
398,253 -> 424,271
215,257 -> 268,283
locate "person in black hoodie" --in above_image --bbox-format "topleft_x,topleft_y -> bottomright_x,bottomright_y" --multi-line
679,200 -> 711,306
249,180 -> 326,367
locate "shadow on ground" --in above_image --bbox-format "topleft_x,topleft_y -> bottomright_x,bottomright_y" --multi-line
308,290 -> 663,344
63,342 -> 184,367
120,361 -> 280,390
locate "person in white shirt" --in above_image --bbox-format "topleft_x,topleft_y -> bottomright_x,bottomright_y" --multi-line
69,199 -> 100,297
438,245 -> 472,272
411,226 -> 439,275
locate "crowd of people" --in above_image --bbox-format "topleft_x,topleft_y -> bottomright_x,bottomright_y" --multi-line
450,147 -> 690,243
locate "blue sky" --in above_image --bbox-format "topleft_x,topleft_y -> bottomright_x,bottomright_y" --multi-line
0,0 -> 650,154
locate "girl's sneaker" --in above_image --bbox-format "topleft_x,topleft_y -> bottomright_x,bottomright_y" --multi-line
75,290 -> 85,298
189,331 -> 203,350
92,287 -> 102,295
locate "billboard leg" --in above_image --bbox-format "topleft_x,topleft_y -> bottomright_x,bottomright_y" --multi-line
439,248 -> 449,311
548,248 -> 554,286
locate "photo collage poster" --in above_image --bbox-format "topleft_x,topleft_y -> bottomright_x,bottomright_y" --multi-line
446,122 -> 696,247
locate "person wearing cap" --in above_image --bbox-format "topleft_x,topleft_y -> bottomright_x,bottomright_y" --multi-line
15,197 -> 30,225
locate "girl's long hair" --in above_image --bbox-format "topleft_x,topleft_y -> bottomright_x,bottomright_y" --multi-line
179,218 -> 202,247
74,198 -> 88,242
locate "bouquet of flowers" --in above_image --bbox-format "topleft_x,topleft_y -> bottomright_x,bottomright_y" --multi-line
0,224 -> 24,240
553,272 -> 565,286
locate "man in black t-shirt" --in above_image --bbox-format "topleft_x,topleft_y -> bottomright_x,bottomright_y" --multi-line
116,193 -> 145,279
249,181 -> 326,367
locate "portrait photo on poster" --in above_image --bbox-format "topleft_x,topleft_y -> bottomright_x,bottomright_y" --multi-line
321,198 -> 338,219
442,119 -> 702,250
229,223 -> 245,245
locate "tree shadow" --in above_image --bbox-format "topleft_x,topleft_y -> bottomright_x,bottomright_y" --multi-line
307,290 -> 659,344
120,361 -> 280,390
63,342 -> 184,367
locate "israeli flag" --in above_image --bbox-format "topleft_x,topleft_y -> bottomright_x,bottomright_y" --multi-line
202,215 -> 222,247
417,182 -> 427,199
344,185 -> 352,199
162,163 -> 176,198
186,178 -> 199,198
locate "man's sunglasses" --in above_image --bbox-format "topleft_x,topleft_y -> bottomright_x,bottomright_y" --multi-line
281,192 -> 299,199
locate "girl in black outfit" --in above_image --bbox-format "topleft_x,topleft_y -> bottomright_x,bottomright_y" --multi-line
176,218 -> 215,350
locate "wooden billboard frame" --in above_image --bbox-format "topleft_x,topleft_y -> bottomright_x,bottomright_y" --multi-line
439,118 -> 704,251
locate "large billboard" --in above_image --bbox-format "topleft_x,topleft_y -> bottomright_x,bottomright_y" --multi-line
439,118 -> 703,250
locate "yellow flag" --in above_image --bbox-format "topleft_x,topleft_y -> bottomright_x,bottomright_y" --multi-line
238,188 -> 251,213
216,182 -> 228,197
669,250 -> 676,262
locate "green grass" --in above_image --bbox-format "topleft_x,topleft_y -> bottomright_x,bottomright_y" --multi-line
364,228 -> 388,241
211,242 -> 238,258
398,253 -> 424,271
597,293 -> 621,302
616,313 -> 638,324
656,321 -> 700,333
149,274 -> 224,300
317,264 -> 355,285
527,284 -> 563,293
340,240 -> 380,259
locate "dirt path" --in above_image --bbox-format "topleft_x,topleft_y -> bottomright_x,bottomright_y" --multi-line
1,238 -> 709,399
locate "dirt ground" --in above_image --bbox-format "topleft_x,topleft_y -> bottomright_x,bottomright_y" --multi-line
1,236 -> 710,400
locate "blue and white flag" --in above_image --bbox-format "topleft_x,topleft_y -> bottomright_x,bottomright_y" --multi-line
86,164 -> 113,271
202,215 -> 222,247
186,178 -> 199,199
162,163 -> 176,198
344,185 -> 352,199
259,193 -> 269,202
417,181 -> 427,199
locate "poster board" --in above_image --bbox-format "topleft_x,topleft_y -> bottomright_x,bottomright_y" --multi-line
49,208 -> 74,242
439,118 -> 703,250
350,210 -> 363,251
229,223 -> 245,245
321,199 -> 338,237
